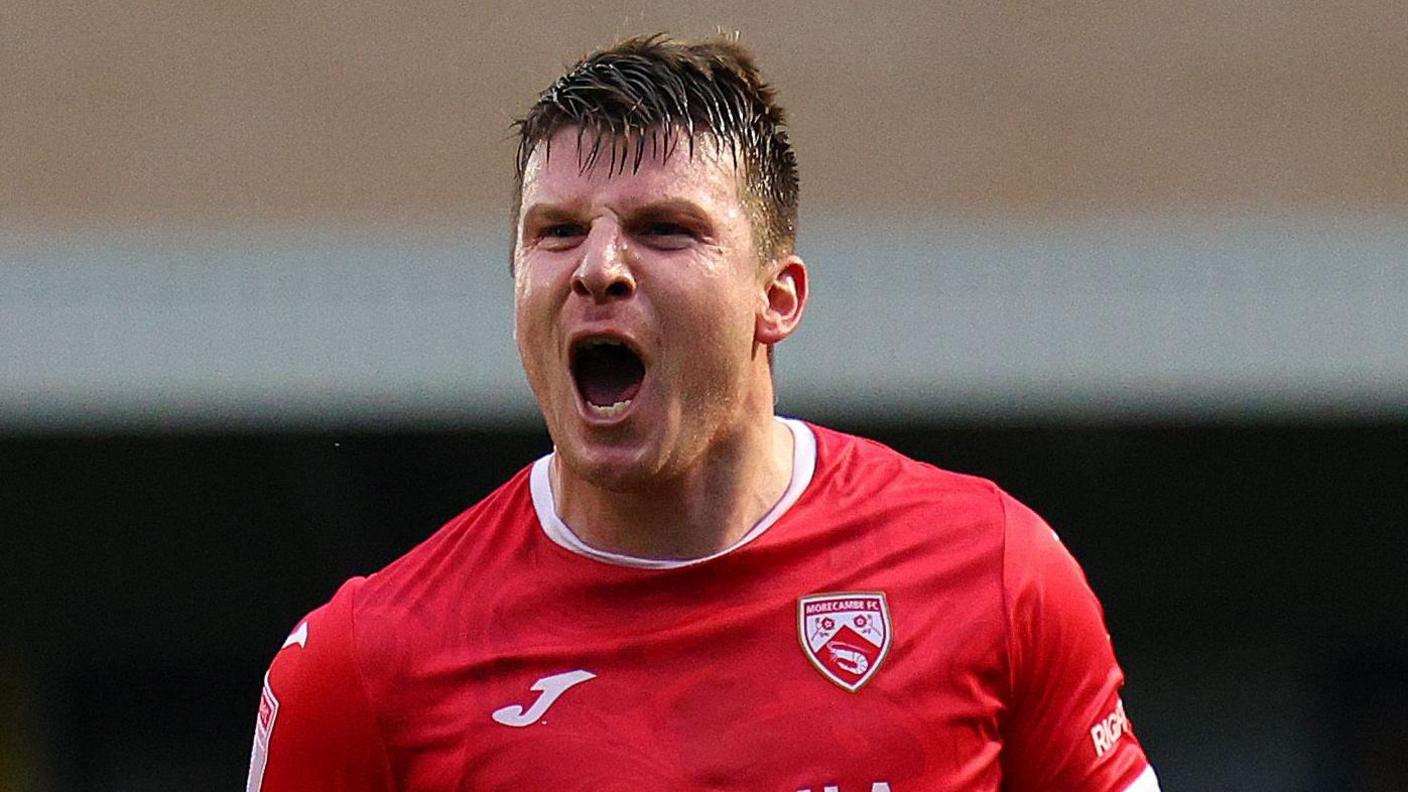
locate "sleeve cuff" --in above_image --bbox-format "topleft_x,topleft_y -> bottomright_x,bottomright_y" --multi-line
1119,765 -> 1161,792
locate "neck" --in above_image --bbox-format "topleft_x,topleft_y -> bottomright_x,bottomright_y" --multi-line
550,414 -> 795,561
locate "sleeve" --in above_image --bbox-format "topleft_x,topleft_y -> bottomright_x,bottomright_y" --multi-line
998,493 -> 1160,792
246,577 -> 395,792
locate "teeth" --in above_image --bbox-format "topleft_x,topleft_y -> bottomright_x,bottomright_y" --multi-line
588,399 -> 632,417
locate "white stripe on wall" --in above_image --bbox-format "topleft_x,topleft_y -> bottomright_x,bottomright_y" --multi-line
3,215 -> 1405,429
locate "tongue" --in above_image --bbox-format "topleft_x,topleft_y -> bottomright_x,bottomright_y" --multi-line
576,345 -> 644,407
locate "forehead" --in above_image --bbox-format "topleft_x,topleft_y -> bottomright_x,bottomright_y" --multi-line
519,126 -> 746,216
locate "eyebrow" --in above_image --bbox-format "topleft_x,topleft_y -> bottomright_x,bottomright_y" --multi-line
519,204 -> 582,227
520,198 -> 713,227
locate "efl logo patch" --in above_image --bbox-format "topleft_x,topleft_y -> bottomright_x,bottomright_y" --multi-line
798,591 -> 892,692
246,673 -> 279,792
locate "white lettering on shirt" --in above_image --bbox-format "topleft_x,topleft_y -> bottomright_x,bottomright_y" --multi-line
1090,698 -> 1131,758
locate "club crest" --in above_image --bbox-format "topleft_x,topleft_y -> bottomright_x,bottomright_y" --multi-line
798,591 -> 892,692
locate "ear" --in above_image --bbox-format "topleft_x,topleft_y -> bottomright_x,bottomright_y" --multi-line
756,254 -> 808,346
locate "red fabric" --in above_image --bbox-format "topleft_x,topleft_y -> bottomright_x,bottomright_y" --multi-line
253,579 -> 394,792
250,423 -> 1150,791
999,495 -> 1150,790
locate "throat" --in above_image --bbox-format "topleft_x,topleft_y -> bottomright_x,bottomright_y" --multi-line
547,419 -> 797,562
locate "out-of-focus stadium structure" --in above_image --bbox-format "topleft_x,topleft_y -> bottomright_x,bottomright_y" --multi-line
4,0 -> 1406,429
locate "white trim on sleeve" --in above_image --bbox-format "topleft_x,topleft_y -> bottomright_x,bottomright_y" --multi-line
1119,765 -> 1161,792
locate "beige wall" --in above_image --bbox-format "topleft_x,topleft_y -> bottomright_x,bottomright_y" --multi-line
5,0 -> 1406,231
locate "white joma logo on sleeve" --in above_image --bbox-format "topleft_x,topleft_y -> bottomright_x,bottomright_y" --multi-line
491,670 -> 596,727
1090,698 -> 1131,758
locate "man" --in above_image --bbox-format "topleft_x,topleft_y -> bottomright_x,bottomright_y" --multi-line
248,34 -> 1159,791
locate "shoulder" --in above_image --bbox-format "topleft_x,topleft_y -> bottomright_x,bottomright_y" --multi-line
994,491 -> 1157,791
263,576 -> 368,712
357,463 -> 537,605
792,422 -> 1028,608
333,461 -> 539,657
800,422 -> 1102,615
808,421 -> 995,486
253,577 -> 394,790
263,464 -> 538,694
804,421 -> 1010,527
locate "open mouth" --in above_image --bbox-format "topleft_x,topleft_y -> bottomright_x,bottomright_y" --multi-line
570,338 -> 646,417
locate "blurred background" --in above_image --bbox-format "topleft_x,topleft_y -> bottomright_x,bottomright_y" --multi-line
3,1 -> 1406,790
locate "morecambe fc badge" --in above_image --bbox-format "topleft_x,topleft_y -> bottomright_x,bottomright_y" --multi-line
798,591 -> 892,692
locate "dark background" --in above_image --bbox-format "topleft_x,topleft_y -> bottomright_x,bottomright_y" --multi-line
5,418 -> 1405,791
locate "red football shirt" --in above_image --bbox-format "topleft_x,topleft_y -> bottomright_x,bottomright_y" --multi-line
248,420 -> 1158,791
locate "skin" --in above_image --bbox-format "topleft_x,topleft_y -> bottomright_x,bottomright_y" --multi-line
512,126 -> 808,561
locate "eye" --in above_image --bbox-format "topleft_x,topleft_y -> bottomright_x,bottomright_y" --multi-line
544,223 -> 586,239
645,222 -> 687,236
638,221 -> 696,248
534,222 -> 587,250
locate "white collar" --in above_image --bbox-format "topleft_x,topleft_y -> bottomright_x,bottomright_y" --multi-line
529,417 -> 816,569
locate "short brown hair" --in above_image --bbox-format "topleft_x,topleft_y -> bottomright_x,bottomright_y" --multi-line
512,33 -> 799,262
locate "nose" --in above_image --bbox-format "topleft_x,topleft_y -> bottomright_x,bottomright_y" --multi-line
571,223 -> 636,302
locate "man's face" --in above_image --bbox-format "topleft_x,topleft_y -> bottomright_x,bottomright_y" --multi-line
513,127 -> 771,491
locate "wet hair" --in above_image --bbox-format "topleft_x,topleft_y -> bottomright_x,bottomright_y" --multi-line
512,33 -> 799,263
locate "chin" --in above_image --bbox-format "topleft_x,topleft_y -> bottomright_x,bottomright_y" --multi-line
550,412 -> 673,491
558,443 -> 663,493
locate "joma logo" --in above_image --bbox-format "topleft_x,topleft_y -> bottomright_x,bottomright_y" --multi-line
796,783 -> 892,792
